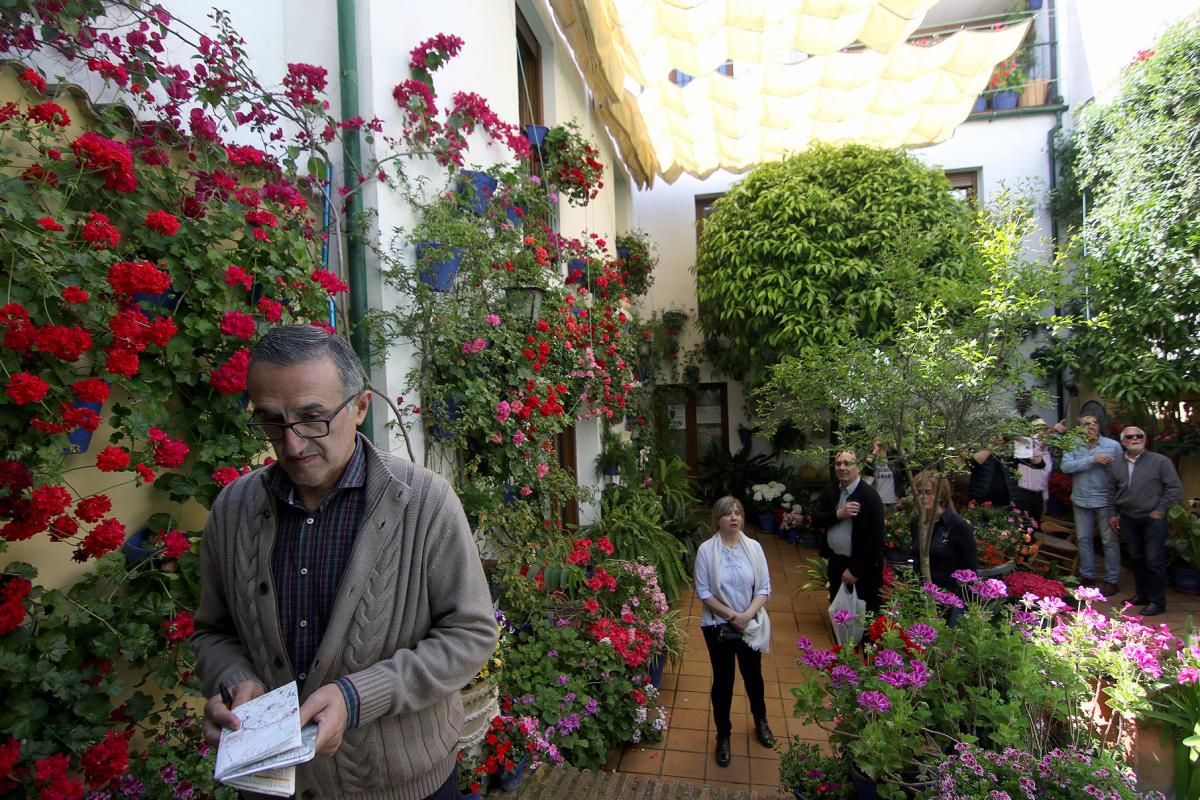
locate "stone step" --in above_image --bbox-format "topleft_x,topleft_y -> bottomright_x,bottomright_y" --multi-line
499,765 -> 783,800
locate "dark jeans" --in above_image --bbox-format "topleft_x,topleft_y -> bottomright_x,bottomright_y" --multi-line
826,553 -> 881,613
424,765 -> 459,800
701,624 -> 767,738
1121,513 -> 1169,608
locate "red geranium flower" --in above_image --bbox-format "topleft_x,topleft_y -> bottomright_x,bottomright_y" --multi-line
219,310 -> 257,340
162,611 -> 194,643
107,261 -> 171,296
36,216 -> 63,232
209,348 -> 250,395
75,495 -> 112,523
62,286 -> 90,304
95,446 -> 131,472
144,209 -> 180,236
80,211 -> 122,250
5,372 -> 49,405
76,518 -> 125,561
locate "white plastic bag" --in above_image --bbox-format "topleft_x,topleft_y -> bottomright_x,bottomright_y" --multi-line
828,584 -> 866,646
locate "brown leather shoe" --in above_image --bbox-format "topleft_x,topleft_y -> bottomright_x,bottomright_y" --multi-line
1099,581 -> 1119,597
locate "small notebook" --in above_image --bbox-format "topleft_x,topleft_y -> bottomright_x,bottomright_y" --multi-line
213,682 -> 318,797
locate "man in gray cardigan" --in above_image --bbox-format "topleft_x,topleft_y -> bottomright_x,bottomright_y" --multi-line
192,325 -> 497,800
1105,426 -> 1181,616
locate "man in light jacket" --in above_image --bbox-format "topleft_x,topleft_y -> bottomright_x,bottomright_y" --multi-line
192,325 -> 497,800
1104,426 -> 1181,617
1060,415 -> 1124,596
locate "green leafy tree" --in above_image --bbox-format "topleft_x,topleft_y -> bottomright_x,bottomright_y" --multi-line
693,143 -> 980,380
758,196 -> 1080,581
1052,17 -> 1200,411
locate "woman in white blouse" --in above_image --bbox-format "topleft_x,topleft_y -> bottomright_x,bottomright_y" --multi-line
693,496 -> 773,768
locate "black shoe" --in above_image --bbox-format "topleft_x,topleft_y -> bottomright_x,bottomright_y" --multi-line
1125,595 -> 1148,607
754,719 -> 775,748
715,736 -> 731,767
1079,576 -> 1096,587
1140,602 -> 1166,617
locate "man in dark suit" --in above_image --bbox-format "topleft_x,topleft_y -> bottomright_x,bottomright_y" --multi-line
814,450 -> 886,612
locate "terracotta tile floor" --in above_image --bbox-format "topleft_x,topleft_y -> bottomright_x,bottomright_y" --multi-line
610,532 -> 831,798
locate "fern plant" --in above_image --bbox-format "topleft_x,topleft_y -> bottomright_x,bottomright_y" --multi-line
584,490 -> 690,603
648,453 -> 699,522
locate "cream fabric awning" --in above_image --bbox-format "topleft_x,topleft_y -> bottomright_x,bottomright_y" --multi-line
548,0 -> 1030,186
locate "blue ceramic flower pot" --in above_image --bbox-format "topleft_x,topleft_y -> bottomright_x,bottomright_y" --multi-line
525,124 -> 549,146
65,398 -> 105,454
566,258 -> 588,285
647,653 -> 666,689
496,757 -> 528,791
415,241 -> 463,293
971,95 -> 988,113
756,512 -> 778,533
456,170 -> 497,215
121,527 -> 157,568
993,90 -> 1019,110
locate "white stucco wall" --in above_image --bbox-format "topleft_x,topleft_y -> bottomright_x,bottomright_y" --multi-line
127,0 -> 630,518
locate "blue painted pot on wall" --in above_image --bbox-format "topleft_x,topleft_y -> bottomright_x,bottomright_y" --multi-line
992,90 -> 1019,110
971,95 -> 988,113
133,289 -> 181,311
1027,0 -> 1043,8
756,512 -> 778,533
456,170 -> 497,215
65,398 -> 105,453
415,241 -> 463,292
524,124 -> 549,146
565,258 -> 588,285
121,527 -> 157,568
430,397 -> 461,440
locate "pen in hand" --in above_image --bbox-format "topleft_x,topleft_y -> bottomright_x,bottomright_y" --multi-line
220,682 -> 233,708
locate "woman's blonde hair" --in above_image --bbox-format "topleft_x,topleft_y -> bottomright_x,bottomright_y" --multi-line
712,496 -> 744,528
912,471 -> 954,512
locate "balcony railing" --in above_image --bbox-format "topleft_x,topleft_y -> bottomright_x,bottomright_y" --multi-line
971,38 -> 1060,113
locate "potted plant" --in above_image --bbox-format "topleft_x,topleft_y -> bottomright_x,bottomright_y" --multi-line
749,481 -> 787,533
925,742 -> 1153,799
778,737 -> 851,799
614,230 -> 657,296
1167,505 -> 1200,593
987,53 -> 1026,109
958,501 -> 1036,574
539,120 -> 604,206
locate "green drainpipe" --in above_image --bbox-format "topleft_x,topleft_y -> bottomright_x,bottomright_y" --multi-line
336,0 -> 374,440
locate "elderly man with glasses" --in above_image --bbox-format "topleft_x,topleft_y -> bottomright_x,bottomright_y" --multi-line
1104,426 -> 1181,617
813,450 -> 886,613
191,324 -> 497,800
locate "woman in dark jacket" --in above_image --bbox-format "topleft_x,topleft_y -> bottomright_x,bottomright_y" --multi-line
911,471 -> 978,623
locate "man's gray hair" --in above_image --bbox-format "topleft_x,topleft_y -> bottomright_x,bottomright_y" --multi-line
249,324 -> 365,395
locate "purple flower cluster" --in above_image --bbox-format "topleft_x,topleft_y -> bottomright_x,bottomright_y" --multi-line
832,609 -> 856,626
802,647 -> 839,670
906,622 -> 938,647
968,578 -> 1008,600
857,690 -> 891,713
923,582 -> 964,609
830,664 -> 859,687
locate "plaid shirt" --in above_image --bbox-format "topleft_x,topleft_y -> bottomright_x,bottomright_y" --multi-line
267,439 -> 367,728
